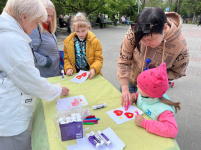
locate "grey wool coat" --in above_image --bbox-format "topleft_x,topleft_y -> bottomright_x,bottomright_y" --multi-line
28,27 -> 61,78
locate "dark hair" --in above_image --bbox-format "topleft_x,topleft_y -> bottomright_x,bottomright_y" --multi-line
134,7 -> 167,52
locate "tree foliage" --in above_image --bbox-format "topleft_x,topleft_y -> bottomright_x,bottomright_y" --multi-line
104,0 -> 137,20
145,0 -> 161,8
182,0 -> 201,23
52,0 -> 107,16
0,0 -> 7,14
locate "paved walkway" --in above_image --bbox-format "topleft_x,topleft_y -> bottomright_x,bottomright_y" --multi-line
57,24 -> 201,150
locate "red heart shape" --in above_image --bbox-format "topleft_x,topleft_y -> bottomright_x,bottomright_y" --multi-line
76,75 -> 82,79
71,99 -> 79,106
82,72 -> 87,77
114,110 -> 123,116
80,99 -> 82,101
124,112 -> 134,119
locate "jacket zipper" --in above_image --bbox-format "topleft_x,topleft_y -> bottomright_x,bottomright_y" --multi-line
80,41 -> 83,69
86,42 -> 91,66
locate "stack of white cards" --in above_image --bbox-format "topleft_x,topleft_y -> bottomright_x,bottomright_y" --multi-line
67,127 -> 125,150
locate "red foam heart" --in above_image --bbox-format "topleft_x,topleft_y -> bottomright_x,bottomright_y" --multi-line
114,110 -> 123,116
82,72 -> 87,77
76,75 -> 82,79
124,112 -> 134,119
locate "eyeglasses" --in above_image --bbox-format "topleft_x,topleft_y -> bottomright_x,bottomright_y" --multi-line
131,23 -> 158,33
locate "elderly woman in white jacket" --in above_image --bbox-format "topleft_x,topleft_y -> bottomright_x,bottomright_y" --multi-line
0,0 -> 69,149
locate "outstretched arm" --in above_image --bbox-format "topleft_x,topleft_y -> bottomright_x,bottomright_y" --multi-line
141,111 -> 178,138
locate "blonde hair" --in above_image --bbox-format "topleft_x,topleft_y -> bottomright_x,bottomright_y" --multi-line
159,97 -> 181,113
4,0 -> 47,22
72,12 -> 91,31
39,0 -> 56,35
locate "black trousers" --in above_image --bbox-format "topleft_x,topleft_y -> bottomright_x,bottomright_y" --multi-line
100,23 -> 106,28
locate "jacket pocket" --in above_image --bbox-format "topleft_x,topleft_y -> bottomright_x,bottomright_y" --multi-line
20,92 -> 35,121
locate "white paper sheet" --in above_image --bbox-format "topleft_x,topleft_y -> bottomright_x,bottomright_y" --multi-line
101,127 -> 125,150
67,127 -> 125,150
69,70 -> 89,84
106,105 -> 143,125
57,95 -> 88,111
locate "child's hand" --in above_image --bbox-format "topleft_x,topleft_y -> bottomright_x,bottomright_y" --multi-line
88,68 -> 95,79
66,69 -> 73,76
135,115 -> 144,127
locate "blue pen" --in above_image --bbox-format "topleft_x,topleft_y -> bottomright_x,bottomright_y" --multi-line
84,118 -> 100,120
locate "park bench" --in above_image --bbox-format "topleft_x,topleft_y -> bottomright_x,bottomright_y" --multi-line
91,20 -> 113,28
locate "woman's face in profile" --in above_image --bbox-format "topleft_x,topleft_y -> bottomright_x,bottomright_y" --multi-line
45,8 -> 54,25
141,23 -> 168,48
22,17 -> 41,35
141,33 -> 164,48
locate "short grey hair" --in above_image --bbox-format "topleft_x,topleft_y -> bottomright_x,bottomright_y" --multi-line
4,0 -> 47,22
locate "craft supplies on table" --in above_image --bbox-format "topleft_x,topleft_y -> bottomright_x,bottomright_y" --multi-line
92,103 -> 106,110
67,127 -> 125,150
83,115 -> 100,125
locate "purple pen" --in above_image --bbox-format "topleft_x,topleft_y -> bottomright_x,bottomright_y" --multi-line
97,131 -> 112,146
86,133 -> 101,149
61,70 -> 65,80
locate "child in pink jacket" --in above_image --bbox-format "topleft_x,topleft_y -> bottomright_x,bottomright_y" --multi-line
132,62 -> 181,138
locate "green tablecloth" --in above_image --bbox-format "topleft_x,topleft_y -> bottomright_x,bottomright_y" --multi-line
32,74 -> 180,150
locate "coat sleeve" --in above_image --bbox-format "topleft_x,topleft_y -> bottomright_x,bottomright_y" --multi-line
90,39 -> 103,74
28,29 -> 51,67
5,39 -> 62,101
167,47 -> 189,80
141,111 -> 178,138
63,43 -> 74,73
117,28 -> 136,86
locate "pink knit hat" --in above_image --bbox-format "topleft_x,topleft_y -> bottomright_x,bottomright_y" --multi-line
137,62 -> 169,98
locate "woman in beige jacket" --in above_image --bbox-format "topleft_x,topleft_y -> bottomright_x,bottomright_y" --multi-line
118,7 -> 189,108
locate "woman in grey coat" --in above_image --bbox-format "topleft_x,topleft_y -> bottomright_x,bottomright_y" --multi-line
29,0 -> 61,78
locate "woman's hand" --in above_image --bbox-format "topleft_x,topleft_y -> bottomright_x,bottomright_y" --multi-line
121,85 -> 132,109
60,87 -> 69,95
66,69 -> 73,76
88,68 -> 95,79
135,115 -> 144,127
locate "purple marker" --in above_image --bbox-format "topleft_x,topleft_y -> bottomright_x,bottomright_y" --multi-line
97,131 -> 112,146
61,70 -> 65,80
90,131 -> 105,147
86,133 -> 101,149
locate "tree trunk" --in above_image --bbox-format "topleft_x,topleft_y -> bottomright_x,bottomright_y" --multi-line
141,0 -> 146,9
177,0 -> 180,13
161,0 -> 163,9
192,11 -> 196,24
168,0 -> 172,12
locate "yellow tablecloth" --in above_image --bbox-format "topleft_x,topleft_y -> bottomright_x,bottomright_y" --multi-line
31,74 -> 180,150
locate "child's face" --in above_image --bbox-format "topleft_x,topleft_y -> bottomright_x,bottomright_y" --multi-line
74,26 -> 89,40
137,86 -> 150,98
